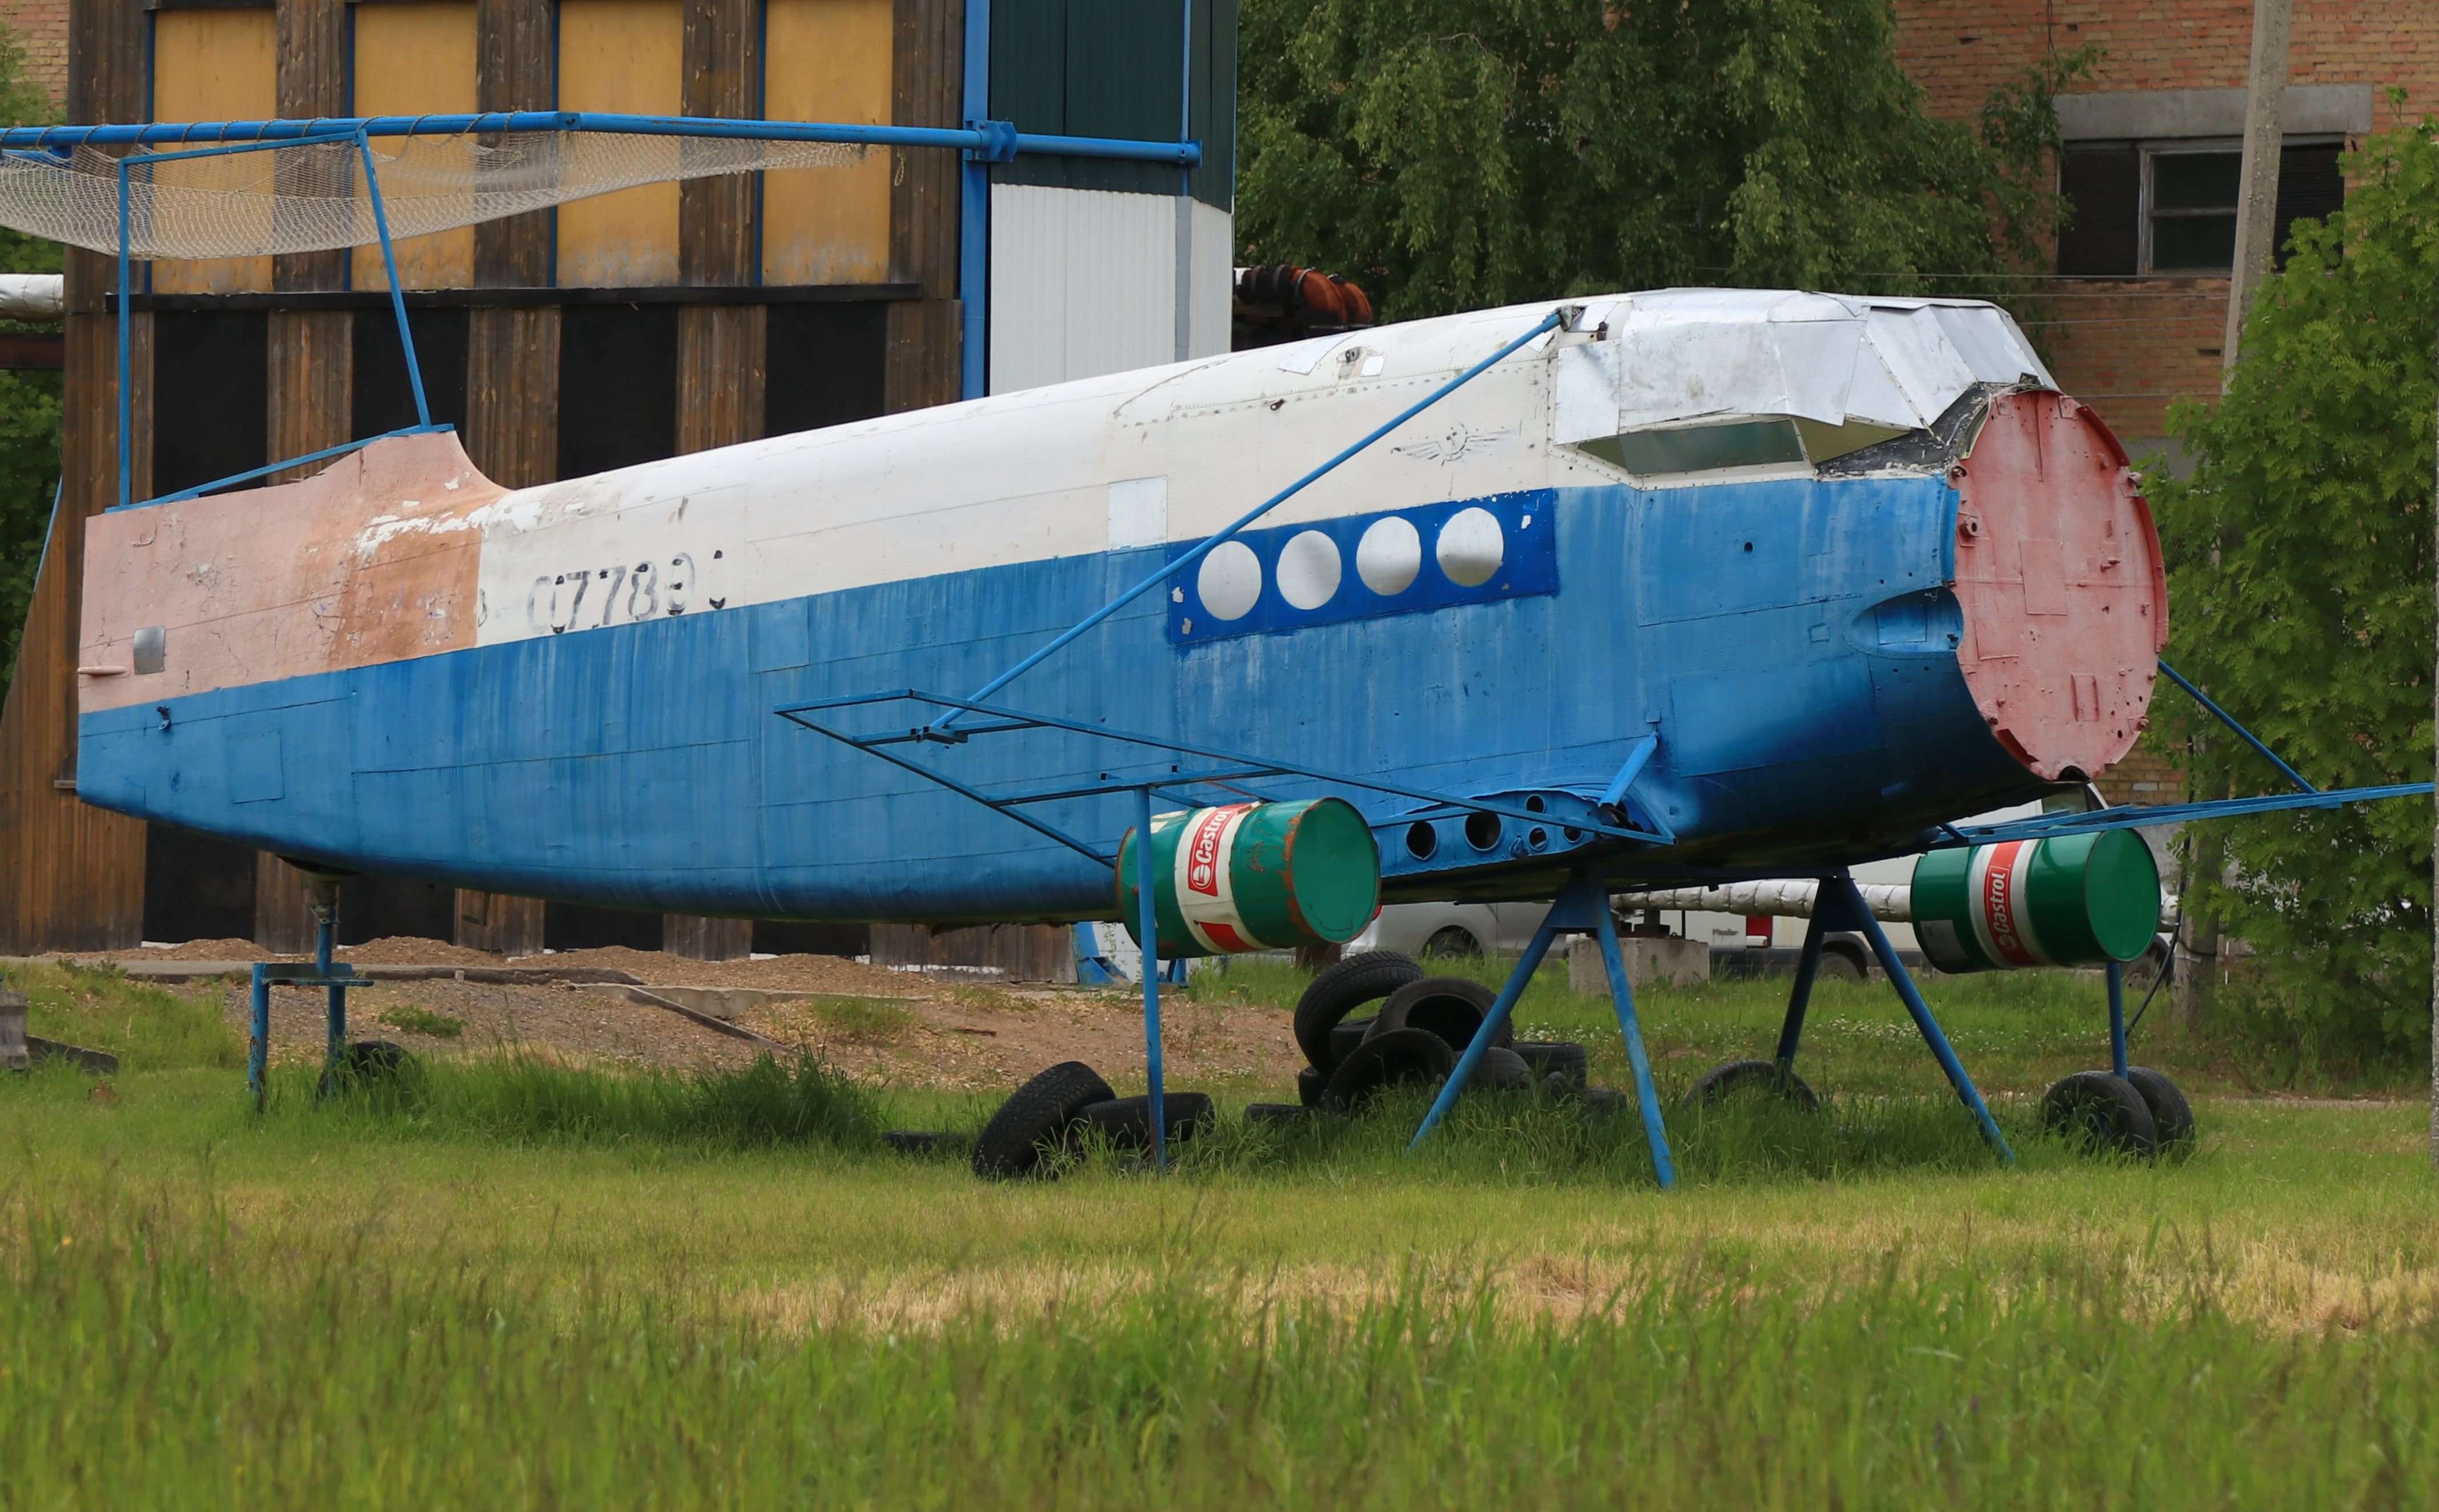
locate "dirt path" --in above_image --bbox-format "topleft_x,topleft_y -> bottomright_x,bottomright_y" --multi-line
183,945 -> 1307,1091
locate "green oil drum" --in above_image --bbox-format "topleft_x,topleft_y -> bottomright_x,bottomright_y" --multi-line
1911,829 -> 2161,973
1116,799 -> 1381,958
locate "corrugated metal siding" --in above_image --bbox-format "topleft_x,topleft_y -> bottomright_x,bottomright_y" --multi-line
989,0 -> 1235,209
989,184 -> 1230,392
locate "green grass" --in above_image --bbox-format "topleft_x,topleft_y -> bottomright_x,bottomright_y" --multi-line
0,959 -> 2433,1505
0,959 -> 240,1071
379,1003 -> 465,1039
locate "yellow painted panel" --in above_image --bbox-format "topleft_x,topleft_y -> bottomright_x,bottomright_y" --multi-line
762,0 -> 893,285
150,8 -> 276,294
556,0 -> 682,287
351,3 -> 479,290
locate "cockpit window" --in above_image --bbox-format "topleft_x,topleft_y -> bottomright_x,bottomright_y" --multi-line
1574,418 -> 1806,474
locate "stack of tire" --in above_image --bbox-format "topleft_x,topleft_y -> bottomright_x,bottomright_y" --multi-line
1243,951 -> 1602,1125
970,1061 -> 1217,1180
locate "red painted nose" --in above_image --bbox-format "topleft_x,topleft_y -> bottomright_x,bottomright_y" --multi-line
1951,391 -> 2169,783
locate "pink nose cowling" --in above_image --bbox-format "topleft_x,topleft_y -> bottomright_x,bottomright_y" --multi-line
1950,391 -> 2169,783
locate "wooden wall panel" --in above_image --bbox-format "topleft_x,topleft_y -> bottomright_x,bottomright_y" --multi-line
352,2 -> 480,290
556,0 -> 684,286
149,8 -> 278,295
0,0 -> 151,952
273,0 -> 347,294
885,0 -> 959,411
473,0 -> 553,287
762,0 -> 893,285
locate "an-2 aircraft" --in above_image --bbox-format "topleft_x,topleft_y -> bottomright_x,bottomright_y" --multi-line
73,283 -> 2426,1181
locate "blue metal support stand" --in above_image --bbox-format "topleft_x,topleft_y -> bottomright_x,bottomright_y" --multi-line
2106,959 -> 2128,1079
1409,874 -> 1675,1188
246,873 -> 359,1111
1590,891 -> 1677,1187
959,0 -> 993,400
1133,785 -> 1168,1170
1772,910 -> 1829,1077
1830,874 -> 2014,1161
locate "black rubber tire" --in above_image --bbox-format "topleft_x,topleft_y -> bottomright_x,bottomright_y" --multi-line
2040,1071 -> 2159,1157
2122,1065 -> 2196,1152
1682,1058 -> 1822,1113
1328,1016 -> 1375,1065
1514,1041 -> 1589,1088
1815,947 -> 1868,983
1079,1092 -> 1215,1150
973,1061 -> 1116,1179
1246,1101 -> 1324,1127
1422,926 -> 1482,959
1320,1026 -> 1456,1110
1579,1086 -> 1630,1116
1293,952 -> 1424,1073
1538,1071 -> 1574,1099
1473,1044 -> 1536,1092
883,1130 -> 945,1155
1296,1065 -> 1327,1107
1371,976 -> 1514,1058
322,1039 -> 413,1093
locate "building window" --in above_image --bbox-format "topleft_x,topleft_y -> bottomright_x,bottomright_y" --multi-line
2057,140 -> 2345,278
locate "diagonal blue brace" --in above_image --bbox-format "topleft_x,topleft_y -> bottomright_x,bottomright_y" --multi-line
1409,874 -> 1675,1188
1771,909 -> 1831,1078
1822,872 -> 2014,1162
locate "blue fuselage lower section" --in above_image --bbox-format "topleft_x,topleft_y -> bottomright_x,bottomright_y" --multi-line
78,475 -> 2045,923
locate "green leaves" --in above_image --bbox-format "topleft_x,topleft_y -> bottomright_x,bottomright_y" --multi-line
1237,0 -> 2077,319
2148,118 -> 2439,1056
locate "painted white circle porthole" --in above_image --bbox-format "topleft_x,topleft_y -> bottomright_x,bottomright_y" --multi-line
1355,516 -> 1423,596
1196,540 -> 1264,621
1435,506 -> 1505,587
1276,530 -> 1342,610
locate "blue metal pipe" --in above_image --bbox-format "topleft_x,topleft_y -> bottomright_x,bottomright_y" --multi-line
1950,781 -> 2429,846
357,130 -> 431,428
1834,874 -> 2014,1161
1134,785 -> 1167,1171
0,111 -> 1199,164
2156,658 -> 2317,795
1592,898 -> 1676,1188
248,964 -> 271,1111
1772,910 -> 1828,1073
2107,959 -> 2128,1079
112,425 -> 451,512
960,0 -> 994,400
938,308 -> 1568,732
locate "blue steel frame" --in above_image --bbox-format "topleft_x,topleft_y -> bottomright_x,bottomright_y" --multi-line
246,893 -> 357,1111
47,110 -> 1203,512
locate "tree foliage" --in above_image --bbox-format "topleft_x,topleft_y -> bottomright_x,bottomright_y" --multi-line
0,21 -> 60,711
1235,0 -> 2085,320
2147,115 -> 2438,1058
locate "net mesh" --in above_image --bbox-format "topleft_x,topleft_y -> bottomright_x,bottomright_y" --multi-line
0,131 -> 865,258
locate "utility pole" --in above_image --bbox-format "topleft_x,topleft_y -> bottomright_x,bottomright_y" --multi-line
2223,0 -> 2293,368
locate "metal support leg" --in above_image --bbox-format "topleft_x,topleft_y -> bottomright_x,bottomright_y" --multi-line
310,878 -> 346,1091
1773,910 -> 1829,1077
1134,786 -> 1167,1170
248,964 -> 271,1112
2107,960 -> 2128,1078
1408,918 -> 1559,1151
1832,875 -> 2015,1163
1592,900 -> 1677,1188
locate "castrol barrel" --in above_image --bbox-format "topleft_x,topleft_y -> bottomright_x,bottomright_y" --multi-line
1911,830 -> 2160,973
1116,799 -> 1380,958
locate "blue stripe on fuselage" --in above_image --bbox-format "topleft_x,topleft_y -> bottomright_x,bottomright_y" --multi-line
78,475 -> 2043,921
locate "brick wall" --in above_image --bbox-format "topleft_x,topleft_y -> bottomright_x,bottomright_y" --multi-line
0,0 -> 65,109
1894,1 -> 2439,123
